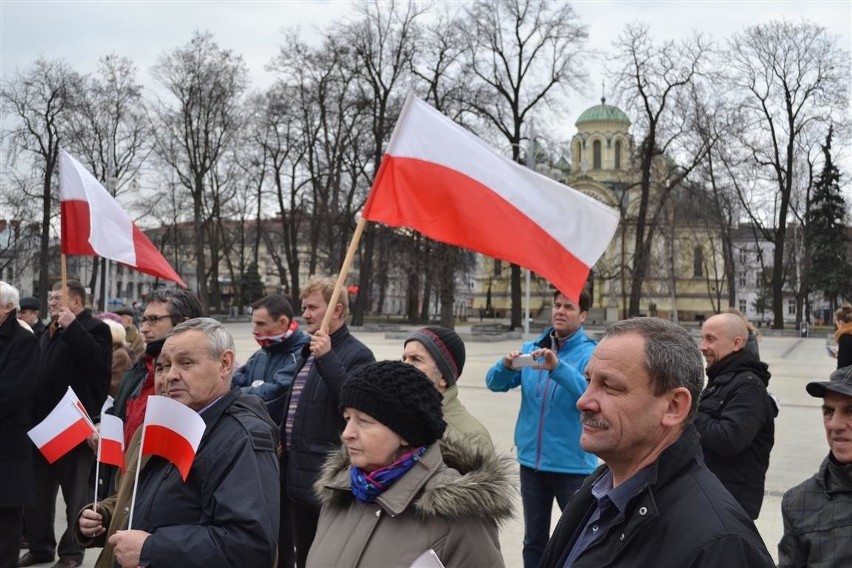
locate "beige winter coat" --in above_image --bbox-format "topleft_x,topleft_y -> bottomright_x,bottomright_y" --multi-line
307,434 -> 515,568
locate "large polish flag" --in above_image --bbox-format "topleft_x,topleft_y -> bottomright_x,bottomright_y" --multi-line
362,95 -> 619,302
140,396 -> 206,481
58,150 -> 187,288
98,397 -> 126,472
28,387 -> 97,464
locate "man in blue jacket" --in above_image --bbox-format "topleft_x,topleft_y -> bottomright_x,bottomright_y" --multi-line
486,288 -> 597,568
231,294 -> 309,424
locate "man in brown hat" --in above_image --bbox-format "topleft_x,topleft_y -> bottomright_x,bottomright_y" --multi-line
778,366 -> 852,567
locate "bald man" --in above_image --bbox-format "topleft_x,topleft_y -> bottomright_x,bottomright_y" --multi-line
696,313 -> 776,519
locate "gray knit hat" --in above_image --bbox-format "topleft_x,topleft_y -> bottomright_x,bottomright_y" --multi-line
404,326 -> 466,387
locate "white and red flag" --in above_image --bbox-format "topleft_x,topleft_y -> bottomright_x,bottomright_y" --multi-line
362,95 -> 619,302
58,149 -> 187,287
97,397 -> 125,472
28,386 -> 97,464
139,395 -> 206,481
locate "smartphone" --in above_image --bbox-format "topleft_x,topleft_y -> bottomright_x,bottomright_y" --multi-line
827,345 -> 837,357
511,354 -> 536,369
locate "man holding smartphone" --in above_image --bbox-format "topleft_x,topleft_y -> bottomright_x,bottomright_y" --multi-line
486,288 -> 598,568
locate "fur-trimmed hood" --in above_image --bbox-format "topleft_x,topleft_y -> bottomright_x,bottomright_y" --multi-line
314,433 -> 515,524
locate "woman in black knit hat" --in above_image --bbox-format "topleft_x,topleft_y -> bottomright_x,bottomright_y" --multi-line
306,360 -> 514,568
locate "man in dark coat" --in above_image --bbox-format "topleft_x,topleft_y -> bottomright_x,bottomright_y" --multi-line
540,318 -> 773,568
0,283 -> 39,568
19,280 -> 112,568
104,318 -> 279,568
231,294 -> 309,423
778,365 -> 852,567
18,296 -> 45,337
696,312 -> 776,519
281,276 -> 375,568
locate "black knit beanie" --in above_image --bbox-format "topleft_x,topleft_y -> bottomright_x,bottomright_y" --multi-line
340,360 -> 446,447
404,326 -> 466,387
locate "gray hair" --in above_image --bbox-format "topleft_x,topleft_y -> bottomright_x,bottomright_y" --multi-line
604,317 -> 705,422
169,317 -> 235,362
0,281 -> 20,310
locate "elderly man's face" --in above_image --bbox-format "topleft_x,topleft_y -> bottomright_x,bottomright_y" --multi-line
402,340 -> 445,391
19,308 -> 39,325
159,329 -> 232,412
823,392 -> 852,464
577,334 -> 671,469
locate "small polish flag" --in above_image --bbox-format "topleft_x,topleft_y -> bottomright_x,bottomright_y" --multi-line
140,396 -> 206,481
362,94 -> 619,302
28,387 -> 97,464
98,397 -> 126,472
58,149 -> 187,287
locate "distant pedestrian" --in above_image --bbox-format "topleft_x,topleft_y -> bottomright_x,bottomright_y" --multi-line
696,313 -> 775,519
832,303 -> 852,368
18,297 -> 45,338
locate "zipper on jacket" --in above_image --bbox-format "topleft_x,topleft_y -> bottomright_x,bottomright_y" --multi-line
536,369 -> 550,469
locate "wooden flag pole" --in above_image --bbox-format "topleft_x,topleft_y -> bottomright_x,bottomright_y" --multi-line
60,253 -> 68,309
320,216 -> 368,333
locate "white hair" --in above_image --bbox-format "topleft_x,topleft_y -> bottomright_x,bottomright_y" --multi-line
0,281 -> 21,311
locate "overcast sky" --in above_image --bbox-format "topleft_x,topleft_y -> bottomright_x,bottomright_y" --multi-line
2,1 -> 850,163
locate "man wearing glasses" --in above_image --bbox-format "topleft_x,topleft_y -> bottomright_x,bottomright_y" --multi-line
98,289 -> 202,496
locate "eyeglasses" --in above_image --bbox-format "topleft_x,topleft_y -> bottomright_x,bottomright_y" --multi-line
140,314 -> 173,325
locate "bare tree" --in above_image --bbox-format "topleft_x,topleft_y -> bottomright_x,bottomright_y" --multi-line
462,0 -> 589,328
151,31 -> 249,312
611,23 -> 713,317
1,57 -> 82,307
341,0 -> 424,325
722,20 -> 850,328
65,54 -> 151,307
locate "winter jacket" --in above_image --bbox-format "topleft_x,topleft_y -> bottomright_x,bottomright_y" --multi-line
540,425 -> 774,568
307,435 -> 514,568
34,308 -> 112,422
441,384 -> 492,448
778,454 -> 852,568
694,349 -> 775,519
130,388 -> 280,568
231,330 -> 310,423
485,326 -> 597,474
284,324 -> 375,506
0,313 -> 39,508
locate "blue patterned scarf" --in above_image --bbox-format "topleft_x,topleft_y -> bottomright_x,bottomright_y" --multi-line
350,446 -> 427,503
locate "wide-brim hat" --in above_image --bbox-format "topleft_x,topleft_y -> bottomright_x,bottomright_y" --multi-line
806,366 -> 852,398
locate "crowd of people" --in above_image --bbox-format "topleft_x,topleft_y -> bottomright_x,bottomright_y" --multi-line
1,277 -> 850,568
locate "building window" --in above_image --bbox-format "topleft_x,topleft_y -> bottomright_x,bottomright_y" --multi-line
574,140 -> 582,169
738,272 -> 747,287
739,248 -> 747,263
593,140 -> 601,169
739,299 -> 747,313
494,259 -> 502,277
614,140 -> 622,170
693,246 -> 703,278
787,301 -> 796,315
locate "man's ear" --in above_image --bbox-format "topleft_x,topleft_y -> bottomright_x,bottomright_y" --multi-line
732,336 -> 745,351
661,387 -> 692,428
221,350 -> 236,376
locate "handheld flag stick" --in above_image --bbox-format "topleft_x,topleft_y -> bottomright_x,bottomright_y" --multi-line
320,216 -> 368,334
60,254 -> 67,309
127,426 -> 146,531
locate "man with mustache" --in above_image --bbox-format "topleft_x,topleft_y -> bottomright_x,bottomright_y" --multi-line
540,318 -> 773,567
486,289 -> 597,568
777,365 -> 852,567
